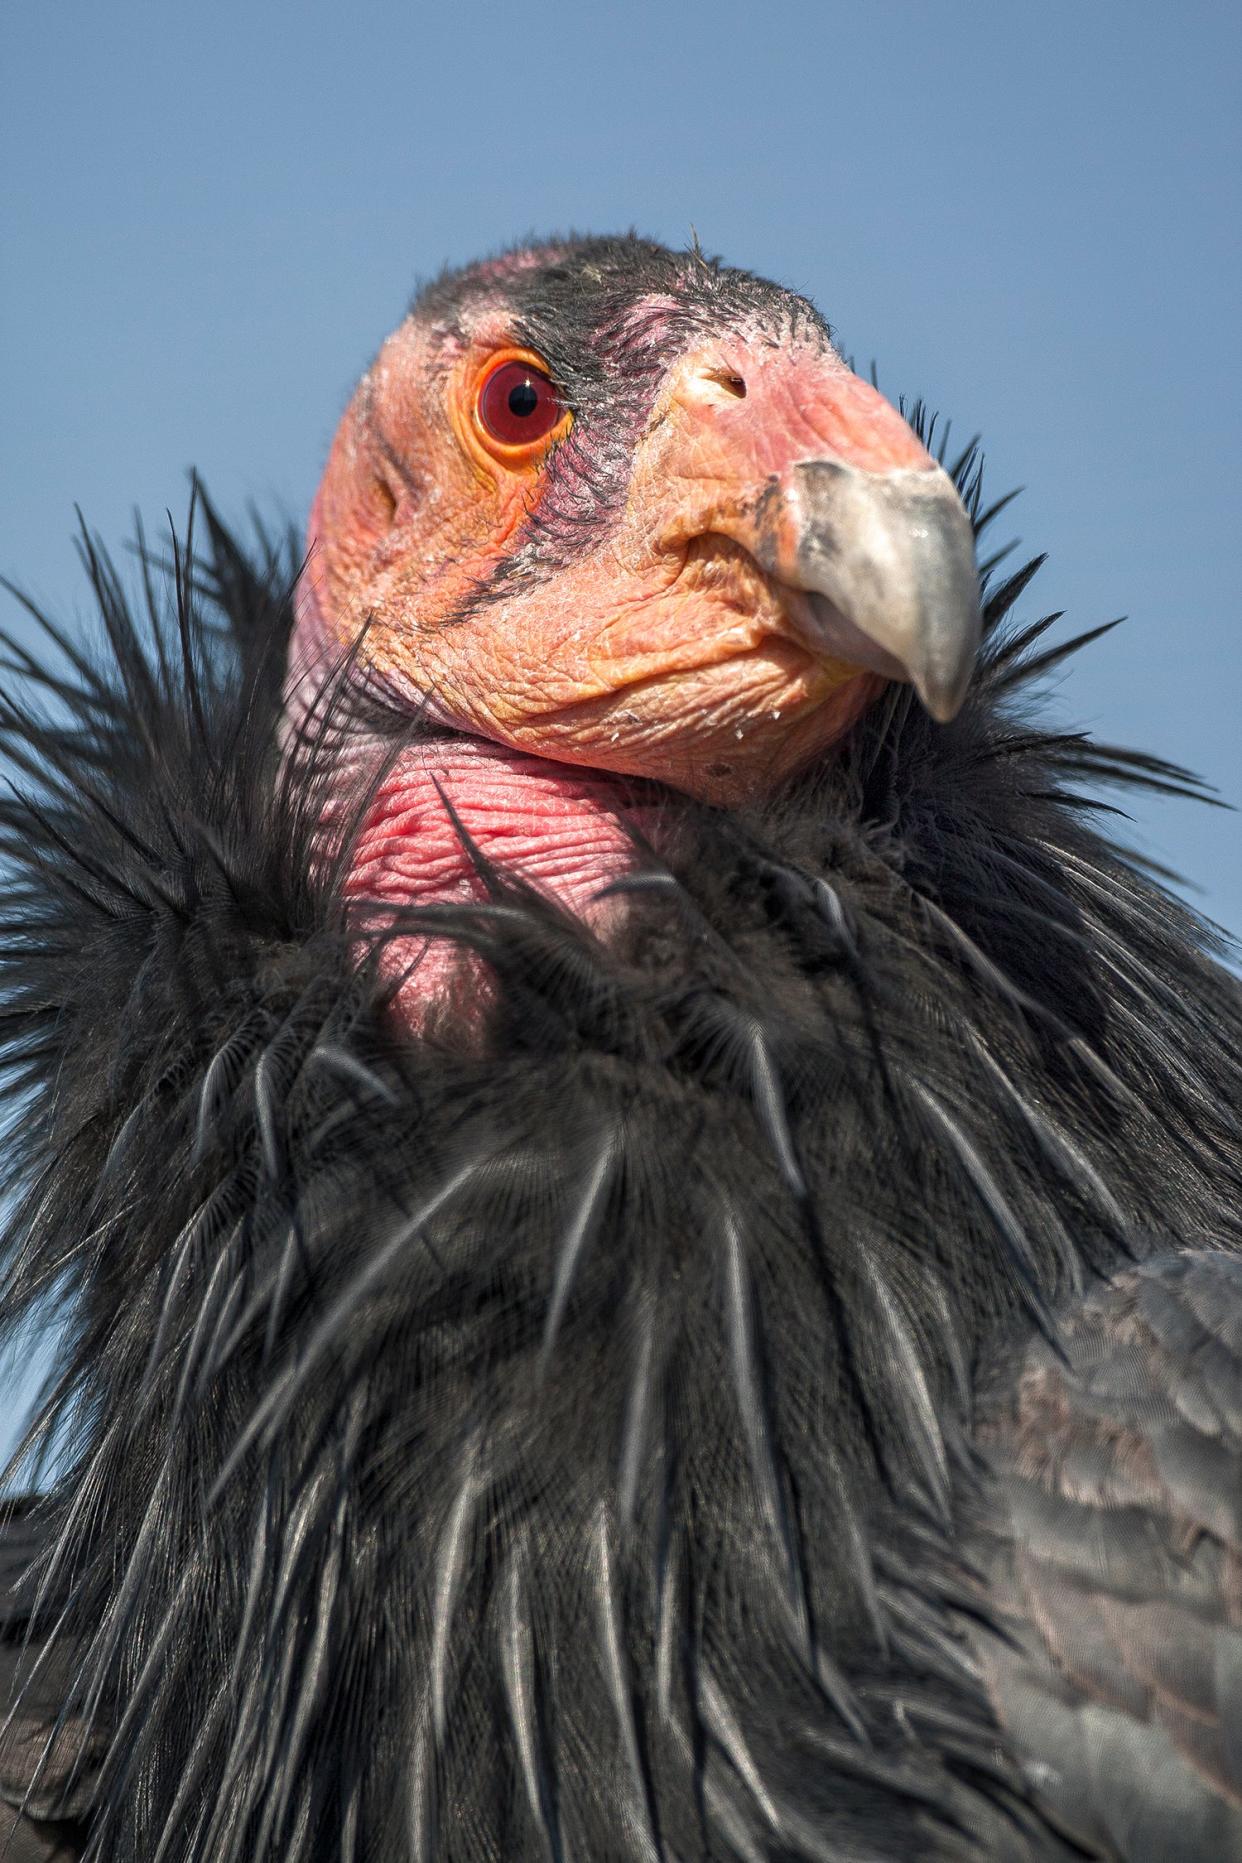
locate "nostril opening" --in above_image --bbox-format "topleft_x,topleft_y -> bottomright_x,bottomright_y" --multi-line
701,368 -> 747,400
373,476 -> 397,528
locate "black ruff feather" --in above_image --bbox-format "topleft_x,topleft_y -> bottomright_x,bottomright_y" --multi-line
0,455 -> 1240,1861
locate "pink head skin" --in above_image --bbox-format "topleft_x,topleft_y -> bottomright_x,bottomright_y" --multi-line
290,239 -> 981,1028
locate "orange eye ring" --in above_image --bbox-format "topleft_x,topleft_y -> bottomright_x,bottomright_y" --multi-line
470,348 -> 572,466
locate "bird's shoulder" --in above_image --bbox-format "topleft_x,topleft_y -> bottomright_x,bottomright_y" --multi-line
968,1248 -> 1242,1859
0,1499 -> 94,1860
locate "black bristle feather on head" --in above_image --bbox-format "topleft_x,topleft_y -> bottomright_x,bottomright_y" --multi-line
0,432 -> 1240,1861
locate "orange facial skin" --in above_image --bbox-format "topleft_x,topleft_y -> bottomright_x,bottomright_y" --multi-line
299,300 -> 952,806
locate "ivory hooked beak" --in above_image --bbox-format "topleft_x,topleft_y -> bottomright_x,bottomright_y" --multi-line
756,458 -> 983,722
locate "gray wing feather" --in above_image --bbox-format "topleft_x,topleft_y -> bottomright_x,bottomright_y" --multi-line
969,1250 -> 1242,1860
0,1500 -> 91,1860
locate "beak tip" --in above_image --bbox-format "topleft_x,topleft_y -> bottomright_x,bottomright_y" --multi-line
909,575 -> 983,724
918,685 -> 965,725
913,651 -> 977,724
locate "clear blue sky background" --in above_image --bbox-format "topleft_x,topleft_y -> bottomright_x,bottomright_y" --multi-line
1,2 -> 1239,1465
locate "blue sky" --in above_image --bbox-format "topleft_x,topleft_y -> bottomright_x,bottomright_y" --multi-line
1,1 -> 1239,1462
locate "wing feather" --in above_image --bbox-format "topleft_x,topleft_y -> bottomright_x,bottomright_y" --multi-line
971,1251 -> 1242,1856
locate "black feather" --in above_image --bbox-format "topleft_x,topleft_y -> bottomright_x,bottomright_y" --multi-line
0,437 -> 1239,1859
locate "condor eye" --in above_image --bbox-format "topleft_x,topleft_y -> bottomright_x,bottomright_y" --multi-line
476,357 -> 566,454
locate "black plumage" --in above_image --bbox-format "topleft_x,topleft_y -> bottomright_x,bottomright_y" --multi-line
1,243 -> 1241,1861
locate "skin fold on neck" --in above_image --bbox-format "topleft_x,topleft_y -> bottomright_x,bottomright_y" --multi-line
339,733 -> 651,1026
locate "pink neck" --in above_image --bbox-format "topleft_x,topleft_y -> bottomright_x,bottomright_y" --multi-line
288,570 -> 651,1031
341,736 -> 648,1026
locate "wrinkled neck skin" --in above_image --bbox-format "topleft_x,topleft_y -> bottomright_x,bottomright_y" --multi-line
343,739 -> 652,1020
286,582 -> 653,1029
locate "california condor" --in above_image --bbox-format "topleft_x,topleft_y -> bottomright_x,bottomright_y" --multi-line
1,235 -> 1240,1861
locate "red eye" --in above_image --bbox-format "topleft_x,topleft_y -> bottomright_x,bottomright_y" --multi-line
476,358 -> 565,452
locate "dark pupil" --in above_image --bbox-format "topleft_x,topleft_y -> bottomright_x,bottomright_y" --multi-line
507,378 -> 539,419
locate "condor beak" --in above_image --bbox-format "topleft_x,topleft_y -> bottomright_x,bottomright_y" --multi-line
659,351 -> 984,725
755,456 -> 982,723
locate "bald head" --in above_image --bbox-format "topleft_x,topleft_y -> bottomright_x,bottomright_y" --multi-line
297,235 -> 981,802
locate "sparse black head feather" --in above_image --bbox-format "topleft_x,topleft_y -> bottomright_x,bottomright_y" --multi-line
411,233 -> 834,607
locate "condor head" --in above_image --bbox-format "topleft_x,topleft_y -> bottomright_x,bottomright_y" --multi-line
291,237 -> 982,1014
